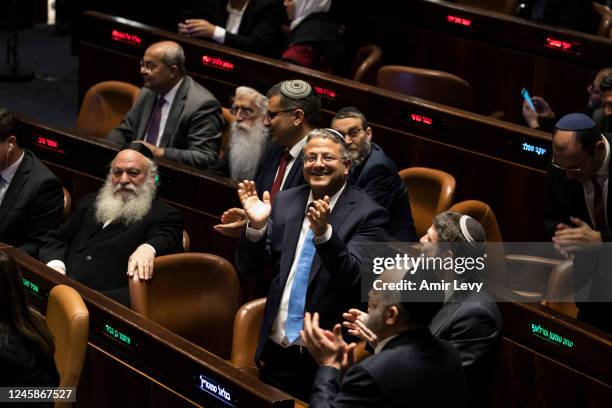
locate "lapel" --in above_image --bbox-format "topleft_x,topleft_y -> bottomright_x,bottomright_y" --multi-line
238,0 -> 255,34
278,187 -> 309,287
0,151 -> 31,228
159,77 -> 189,147
76,215 -> 134,251
285,152 -> 304,189
308,186 -> 357,285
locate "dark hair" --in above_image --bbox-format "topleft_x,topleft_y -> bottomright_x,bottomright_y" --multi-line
432,211 -> 486,259
0,251 -> 55,358
0,108 -> 18,143
305,128 -> 350,159
599,73 -> 612,95
267,81 -> 321,127
332,106 -> 368,129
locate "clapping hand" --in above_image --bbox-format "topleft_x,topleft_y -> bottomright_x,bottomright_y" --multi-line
553,217 -> 602,256
213,208 -> 247,237
342,308 -> 379,347
301,312 -> 356,370
238,180 -> 271,230
307,196 -> 331,236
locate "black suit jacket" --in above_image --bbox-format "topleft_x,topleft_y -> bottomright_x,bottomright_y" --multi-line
310,328 -> 467,408
197,0 -> 284,57
237,184 -> 389,364
0,150 -> 63,257
544,143 -> 612,241
106,75 -> 224,170
350,143 -> 416,242
39,193 -> 183,300
430,289 -> 503,408
254,141 -> 306,197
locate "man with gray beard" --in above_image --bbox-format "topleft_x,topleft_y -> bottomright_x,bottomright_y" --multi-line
39,144 -> 183,305
211,86 -> 269,181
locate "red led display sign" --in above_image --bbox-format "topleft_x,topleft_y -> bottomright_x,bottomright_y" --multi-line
314,86 -> 337,99
201,55 -> 235,71
447,15 -> 472,27
409,114 -> 433,126
544,37 -> 580,54
111,30 -> 142,46
35,135 -> 65,154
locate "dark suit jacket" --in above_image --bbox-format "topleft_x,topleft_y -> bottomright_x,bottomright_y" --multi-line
237,184 -> 389,364
350,143 -> 416,242
544,142 -> 612,241
254,141 -> 306,197
0,150 -> 63,257
197,0 -> 284,57
430,289 -> 503,408
310,328 -> 467,408
106,75 -> 224,170
39,193 -> 183,301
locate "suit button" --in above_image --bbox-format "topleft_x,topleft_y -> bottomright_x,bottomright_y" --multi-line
85,255 -> 92,261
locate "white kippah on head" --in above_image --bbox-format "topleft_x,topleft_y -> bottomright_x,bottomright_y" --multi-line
459,215 -> 476,245
280,80 -> 312,99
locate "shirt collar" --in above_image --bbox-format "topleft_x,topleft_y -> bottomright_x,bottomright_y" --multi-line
0,152 -> 24,184
306,182 -> 346,213
596,136 -> 610,177
227,0 -> 248,13
288,136 -> 308,160
374,333 -> 399,354
161,77 -> 183,106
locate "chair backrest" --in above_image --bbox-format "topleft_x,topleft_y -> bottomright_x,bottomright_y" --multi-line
219,107 -> 235,159
129,253 -> 241,359
377,65 -> 474,111
457,0 -> 518,15
448,200 -> 503,242
62,187 -> 71,222
230,297 -> 266,372
398,167 -> 456,237
351,45 -> 383,84
75,81 -> 140,138
592,2 -> 612,37
543,259 -> 578,318
45,285 -> 89,394
505,255 -> 561,300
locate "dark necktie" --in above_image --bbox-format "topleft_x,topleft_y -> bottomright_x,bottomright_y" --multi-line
269,151 -> 291,202
592,175 -> 607,229
145,97 -> 165,145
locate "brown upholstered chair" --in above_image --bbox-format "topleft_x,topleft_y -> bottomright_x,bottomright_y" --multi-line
75,81 -> 140,138
399,167 -> 456,238
351,45 -> 383,84
457,0 -> 518,14
62,187 -> 71,222
45,285 -> 89,408
593,2 -> 612,37
542,260 -> 578,318
377,65 -> 474,111
505,255 -> 561,301
448,200 -> 507,283
230,297 -> 266,375
182,230 -> 190,252
129,253 -> 241,359
219,107 -> 235,159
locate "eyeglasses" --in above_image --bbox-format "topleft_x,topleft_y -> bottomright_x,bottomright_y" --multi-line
230,105 -> 255,118
550,155 -> 590,174
266,108 -> 296,120
337,127 -> 364,140
140,60 -> 171,73
304,154 -> 340,164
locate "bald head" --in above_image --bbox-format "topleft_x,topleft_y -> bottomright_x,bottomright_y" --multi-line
141,41 -> 185,94
553,129 -> 605,182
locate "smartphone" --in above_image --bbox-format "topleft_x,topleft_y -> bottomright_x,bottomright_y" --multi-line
521,88 -> 536,111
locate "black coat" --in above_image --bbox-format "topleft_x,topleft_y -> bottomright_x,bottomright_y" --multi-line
0,150 -> 63,257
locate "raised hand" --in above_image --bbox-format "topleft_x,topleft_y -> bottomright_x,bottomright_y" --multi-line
307,196 -> 331,236
342,308 -> 379,347
238,180 -> 271,230
301,312 -> 356,371
213,207 -> 247,237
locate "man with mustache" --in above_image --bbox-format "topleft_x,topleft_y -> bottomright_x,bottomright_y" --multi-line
39,144 -> 184,305
236,128 -> 389,400
331,107 -> 416,242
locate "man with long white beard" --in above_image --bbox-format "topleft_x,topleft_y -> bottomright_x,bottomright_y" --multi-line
212,86 -> 269,181
39,144 -> 184,305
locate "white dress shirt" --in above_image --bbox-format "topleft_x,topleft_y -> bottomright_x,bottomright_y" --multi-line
212,1 -> 249,44
583,136 -> 610,227
246,183 -> 347,347
0,152 -> 24,206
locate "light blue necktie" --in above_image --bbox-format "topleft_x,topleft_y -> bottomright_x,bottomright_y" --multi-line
285,229 -> 316,343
